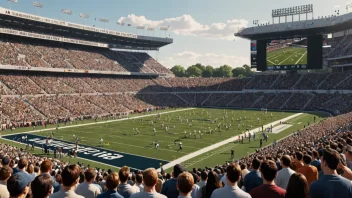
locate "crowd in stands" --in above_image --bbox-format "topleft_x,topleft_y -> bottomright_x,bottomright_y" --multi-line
1,71 -> 352,124
0,38 -> 171,74
0,109 -> 352,198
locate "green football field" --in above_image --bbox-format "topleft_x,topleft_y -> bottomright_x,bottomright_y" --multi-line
1,108 -> 327,171
267,47 -> 307,66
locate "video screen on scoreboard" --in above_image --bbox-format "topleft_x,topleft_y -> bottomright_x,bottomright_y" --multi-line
266,37 -> 307,70
250,40 -> 257,68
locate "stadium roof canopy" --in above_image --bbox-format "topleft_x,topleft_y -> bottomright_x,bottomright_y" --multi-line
0,7 -> 172,50
236,12 -> 352,40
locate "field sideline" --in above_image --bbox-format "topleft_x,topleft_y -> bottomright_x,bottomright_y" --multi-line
1,108 -> 326,170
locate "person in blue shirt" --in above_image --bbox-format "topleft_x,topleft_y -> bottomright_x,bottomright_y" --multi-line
243,158 -> 263,193
310,150 -> 321,171
161,164 -> 185,198
97,172 -> 123,198
310,148 -> 352,198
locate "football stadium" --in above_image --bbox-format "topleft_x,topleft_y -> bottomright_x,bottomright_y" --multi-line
0,1 -> 352,198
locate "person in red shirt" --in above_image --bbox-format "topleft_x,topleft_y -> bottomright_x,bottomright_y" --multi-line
250,160 -> 286,198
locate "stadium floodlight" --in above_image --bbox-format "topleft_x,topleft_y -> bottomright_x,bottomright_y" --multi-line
61,9 -> 72,15
79,13 -> 89,18
159,26 -> 170,31
99,18 -> 109,23
8,0 -> 18,2
147,27 -> 155,31
33,1 -> 43,8
136,26 -> 145,30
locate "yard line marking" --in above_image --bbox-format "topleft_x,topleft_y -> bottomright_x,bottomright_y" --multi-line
184,144 -> 239,168
158,113 -> 303,171
278,50 -> 302,65
48,129 -> 201,150
3,108 -> 195,136
267,59 -> 276,65
295,51 -> 307,65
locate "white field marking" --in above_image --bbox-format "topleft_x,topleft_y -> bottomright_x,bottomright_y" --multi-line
271,124 -> 292,134
184,144 -> 239,168
1,137 -> 130,170
3,108 -> 195,137
278,50 -> 302,65
158,113 -> 303,171
267,59 -> 277,65
2,108 -> 195,162
37,129 -> 188,155
298,122 -> 302,124
295,51 -> 307,65
51,128 -> 200,150
90,124 -> 220,144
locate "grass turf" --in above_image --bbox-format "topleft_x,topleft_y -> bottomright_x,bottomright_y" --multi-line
267,47 -> 307,66
1,108 -> 327,171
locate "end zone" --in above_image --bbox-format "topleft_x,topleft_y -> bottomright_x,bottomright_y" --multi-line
272,124 -> 292,134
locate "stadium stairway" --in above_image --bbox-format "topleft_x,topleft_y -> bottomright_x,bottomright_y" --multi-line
301,93 -> 315,110
335,73 -> 352,88
22,98 -> 47,119
279,93 -> 294,109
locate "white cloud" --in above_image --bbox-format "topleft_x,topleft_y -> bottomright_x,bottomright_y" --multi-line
158,51 -> 249,68
117,14 -> 248,40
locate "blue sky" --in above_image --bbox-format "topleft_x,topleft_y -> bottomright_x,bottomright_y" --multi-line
1,0 -> 348,68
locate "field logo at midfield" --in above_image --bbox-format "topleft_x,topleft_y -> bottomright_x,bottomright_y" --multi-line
3,134 -> 168,170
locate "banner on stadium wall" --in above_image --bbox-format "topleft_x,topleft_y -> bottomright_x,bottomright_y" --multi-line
0,28 -> 109,48
0,7 -> 137,39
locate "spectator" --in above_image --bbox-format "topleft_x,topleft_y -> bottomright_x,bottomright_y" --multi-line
0,166 -> 12,198
198,171 -> 207,188
190,172 -> 200,198
14,158 -> 29,177
243,159 -> 262,193
27,164 -> 36,179
130,168 -> 166,198
76,168 -> 101,198
241,164 -> 249,179
210,163 -> 251,198
344,145 -> 352,169
285,173 -> 309,198
31,174 -> 54,198
294,152 -> 304,171
155,179 -> 163,193
50,164 -> 84,198
97,172 -> 123,198
135,173 -> 144,192
177,172 -> 194,198
54,174 -> 62,193
309,148 -> 352,198
7,173 -> 31,198
250,160 -> 286,198
118,166 -> 139,198
161,164 -> 184,198
275,155 -> 295,190
311,150 -> 321,172
297,154 -> 318,186
40,160 -> 53,177
1,157 -> 10,168
198,171 -> 222,198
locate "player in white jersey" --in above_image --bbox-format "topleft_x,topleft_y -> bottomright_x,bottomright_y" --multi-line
154,141 -> 159,150
153,128 -> 156,136
177,142 -> 183,152
100,138 -> 104,147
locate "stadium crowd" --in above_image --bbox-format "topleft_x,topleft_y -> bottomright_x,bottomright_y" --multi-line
1,71 -> 352,125
0,38 -> 171,74
0,110 -> 351,198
